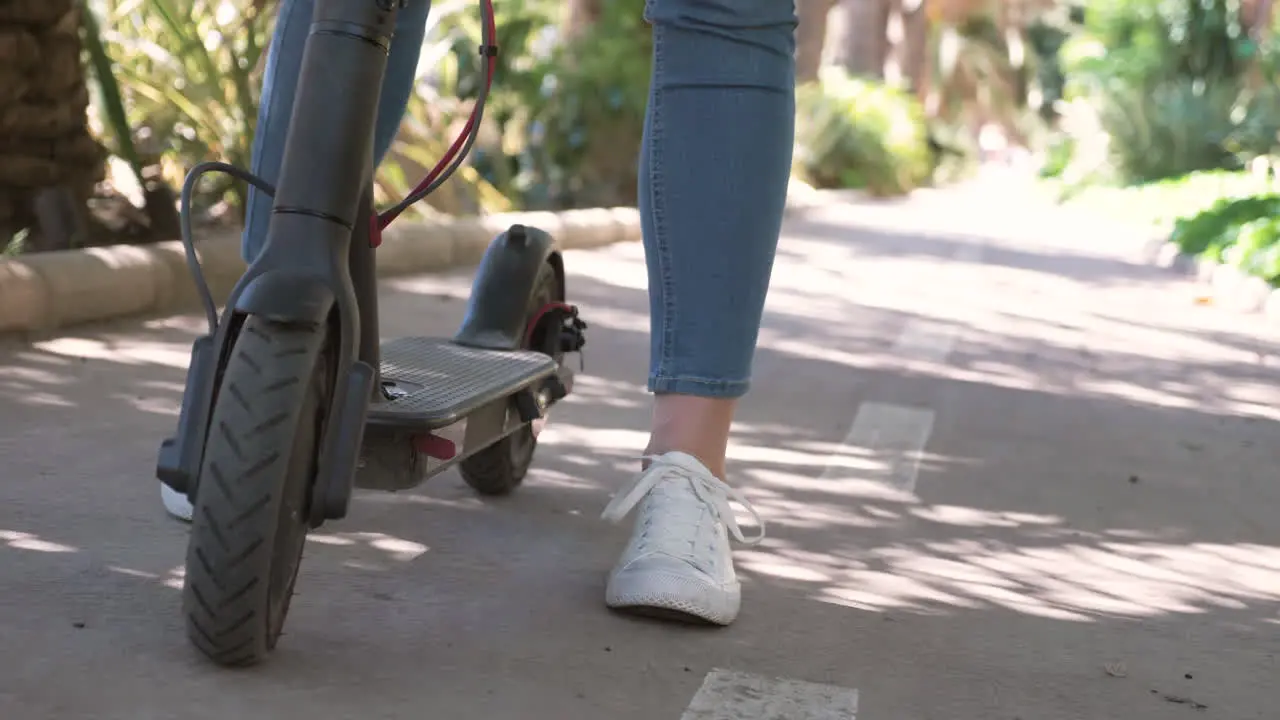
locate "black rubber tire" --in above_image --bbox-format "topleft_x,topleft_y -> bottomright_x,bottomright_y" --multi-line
182,316 -> 331,667
458,261 -> 559,496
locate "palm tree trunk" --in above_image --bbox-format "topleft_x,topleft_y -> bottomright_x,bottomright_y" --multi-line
797,0 -> 836,83
900,0 -> 932,101
831,0 -> 892,79
0,0 -> 104,252
1243,0 -> 1275,89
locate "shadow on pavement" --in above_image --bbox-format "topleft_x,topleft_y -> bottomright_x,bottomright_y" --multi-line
0,205 -> 1277,719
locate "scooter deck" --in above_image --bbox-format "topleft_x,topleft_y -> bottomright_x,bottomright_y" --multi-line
366,336 -> 557,430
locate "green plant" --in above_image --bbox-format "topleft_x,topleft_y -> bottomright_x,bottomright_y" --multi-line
402,0 -> 651,211
1164,185 -> 1280,285
82,2 -> 144,185
795,69 -> 931,196
1061,0 -> 1270,183
1170,193 -> 1280,255
87,0 -> 275,215
1228,217 -> 1280,284
513,0 -> 651,209
374,0 -> 556,216
1039,133 -> 1076,178
1093,78 -> 1242,183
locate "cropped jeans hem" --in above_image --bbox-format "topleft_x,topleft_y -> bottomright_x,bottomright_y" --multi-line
648,374 -> 751,399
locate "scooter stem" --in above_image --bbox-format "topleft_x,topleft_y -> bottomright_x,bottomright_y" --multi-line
270,0 -> 399,230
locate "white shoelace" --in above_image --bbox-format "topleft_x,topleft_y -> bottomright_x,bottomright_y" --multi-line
601,455 -> 766,547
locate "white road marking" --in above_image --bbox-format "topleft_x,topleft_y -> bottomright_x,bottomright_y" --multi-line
891,319 -> 962,363
820,402 -> 936,494
680,669 -> 858,720
951,242 -> 986,264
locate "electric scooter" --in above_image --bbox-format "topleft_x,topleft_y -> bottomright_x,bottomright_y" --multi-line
155,0 -> 586,667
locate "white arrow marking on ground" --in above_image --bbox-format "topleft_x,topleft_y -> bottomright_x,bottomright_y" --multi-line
820,402 -> 936,495
680,669 -> 858,720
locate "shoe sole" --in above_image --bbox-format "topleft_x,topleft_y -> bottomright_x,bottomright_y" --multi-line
610,603 -> 722,626
605,571 -> 739,626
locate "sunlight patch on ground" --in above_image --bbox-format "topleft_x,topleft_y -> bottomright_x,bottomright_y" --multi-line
538,424 -> 648,453
34,337 -> 192,369
1,529 -> 77,553
384,273 -> 473,299
303,532 -> 430,565
740,519 -> 1280,623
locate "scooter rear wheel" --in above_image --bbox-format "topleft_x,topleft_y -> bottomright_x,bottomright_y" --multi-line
181,316 -> 331,666
458,261 -> 560,495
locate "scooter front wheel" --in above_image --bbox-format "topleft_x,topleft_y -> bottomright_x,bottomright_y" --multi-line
181,315 -> 332,667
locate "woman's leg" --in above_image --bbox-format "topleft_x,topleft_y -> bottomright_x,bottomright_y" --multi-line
601,0 -> 796,624
240,0 -> 431,262
162,0 -> 431,521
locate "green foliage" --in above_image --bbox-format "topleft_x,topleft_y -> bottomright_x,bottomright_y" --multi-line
377,0 -> 556,216
1158,176 -> 1280,285
1228,217 -> 1280,283
1039,134 -> 1076,179
84,0 -> 653,216
1061,0 -> 1275,184
794,70 -> 931,197
509,0 -> 651,209
81,2 -> 144,182
1170,194 -> 1280,256
392,0 -> 650,211
87,0 -> 275,212
1090,78 -> 1242,183
1025,18 -> 1074,122
1054,168 -> 1274,232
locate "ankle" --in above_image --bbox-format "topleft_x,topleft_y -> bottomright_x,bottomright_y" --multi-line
642,446 -> 727,480
645,392 -> 737,476
645,394 -> 737,480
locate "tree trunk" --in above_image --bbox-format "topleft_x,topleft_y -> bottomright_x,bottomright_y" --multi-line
1243,0 -> 1275,90
0,0 -> 105,252
796,0 -> 836,83
831,0 -> 892,79
900,0 -> 932,101
563,0 -> 603,38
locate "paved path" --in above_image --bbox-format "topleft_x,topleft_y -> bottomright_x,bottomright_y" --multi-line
2,183 -> 1278,719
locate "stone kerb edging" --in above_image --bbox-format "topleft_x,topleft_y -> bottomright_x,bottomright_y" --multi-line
0,182 -> 845,338
1148,238 -> 1280,323
0,206 -> 640,337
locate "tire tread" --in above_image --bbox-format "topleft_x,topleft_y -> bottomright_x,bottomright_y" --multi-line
181,316 -> 327,667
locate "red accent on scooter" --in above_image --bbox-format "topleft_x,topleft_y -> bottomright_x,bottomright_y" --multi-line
376,0 -> 498,233
369,214 -> 383,249
525,301 -> 577,347
413,434 -> 457,461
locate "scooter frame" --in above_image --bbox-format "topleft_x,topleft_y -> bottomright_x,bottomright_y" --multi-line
154,0 -> 584,665
158,0 -> 579,518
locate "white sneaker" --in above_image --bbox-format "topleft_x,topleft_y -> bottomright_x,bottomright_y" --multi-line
601,451 -> 765,625
161,482 -> 193,523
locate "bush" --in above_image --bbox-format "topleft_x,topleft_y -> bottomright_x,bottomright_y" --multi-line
1229,218 -> 1280,284
1061,0 -> 1273,184
1167,190 -> 1280,286
1091,79 -> 1243,183
794,69 -> 931,197
1039,134 -> 1076,179
87,0 -> 275,214
513,0 -> 651,210
1170,194 -> 1280,256
418,0 -> 650,211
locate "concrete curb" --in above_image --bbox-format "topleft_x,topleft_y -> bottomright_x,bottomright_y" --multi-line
0,206 -> 641,338
0,186 -> 844,338
1146,238 -> 1280,324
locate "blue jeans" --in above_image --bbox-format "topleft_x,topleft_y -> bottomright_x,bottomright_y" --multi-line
244,0 -> 796,399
